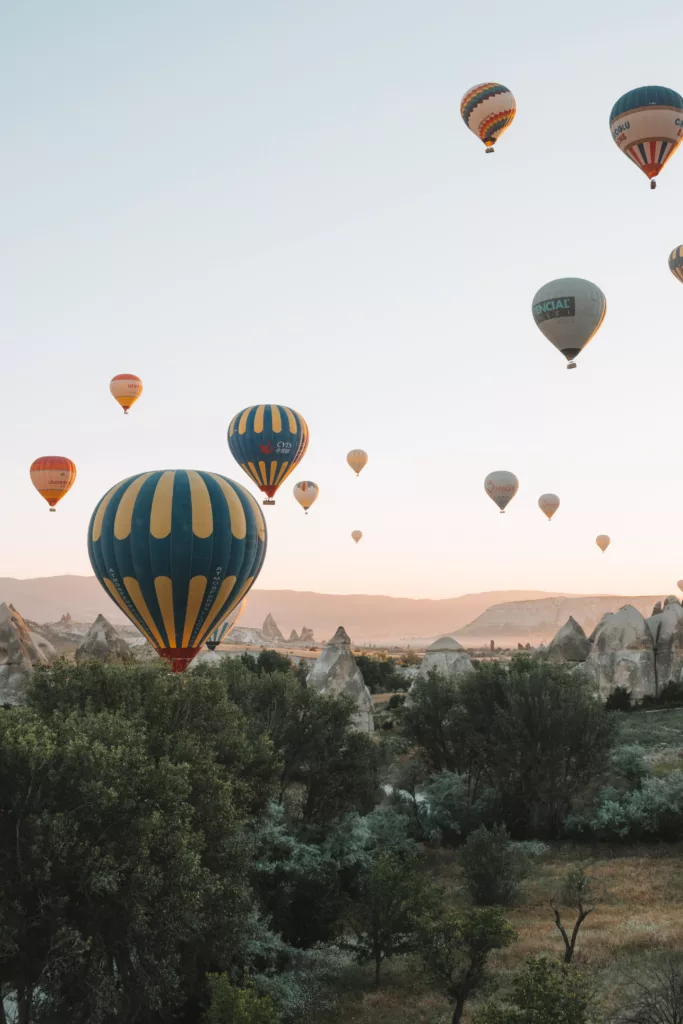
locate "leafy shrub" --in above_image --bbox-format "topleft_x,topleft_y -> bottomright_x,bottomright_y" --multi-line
421,772 -> 499,844
203,976 -> 279,1023
387,693 -> 406,710
355,655 -> 404,693
475,954 -> 597,1024
459,825 -> 532,905
610,744 -> 649,788
566,771 -> 683,841
605,686 -> 633,711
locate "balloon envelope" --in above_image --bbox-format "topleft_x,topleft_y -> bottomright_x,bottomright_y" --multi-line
88,470 -> 267,671
610,86 -> 683,186
596,534 -> 611,553
484,471 -> 519,513
532,278 -> 606,368
351,530 -> 363,544
538,493 -> 560,520
30,456 -> 77,511
110,373 -> 143,414
678,580 -> 683,594
228,404 -> 309,504
206,596 -> 248,651
293,480 -> 319,513
347,449 -> 368,476
669,246 -> 683,283
460,82 -> 516,151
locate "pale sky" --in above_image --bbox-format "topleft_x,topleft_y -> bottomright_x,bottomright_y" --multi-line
3,0 -> 683,600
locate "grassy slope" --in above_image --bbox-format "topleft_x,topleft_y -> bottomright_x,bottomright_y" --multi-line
324,711 -> 683,1024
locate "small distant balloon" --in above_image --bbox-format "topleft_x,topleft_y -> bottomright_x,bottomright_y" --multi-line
351,530 -> 363,544
484,471 -> 519,513
596,535 -> 611,553
110,374 -> 143,414
669,246 -> 683,283
460,82 -> 516,153
347,450 -> 368,476
293,481 -> 319,514
538,494 -> 560,521
677,580 -> 683,594
30,456 -> 77,511
610,86 -> 683,189
532,278 -> 606,369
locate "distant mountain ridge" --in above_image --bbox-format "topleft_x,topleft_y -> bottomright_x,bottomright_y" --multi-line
0,577 -> 571,643
454,594 -> 665,644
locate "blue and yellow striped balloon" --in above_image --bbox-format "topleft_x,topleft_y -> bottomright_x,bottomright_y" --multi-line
669,246 -> 683,283
227,404 -> 309,504
87,470 -> 267,671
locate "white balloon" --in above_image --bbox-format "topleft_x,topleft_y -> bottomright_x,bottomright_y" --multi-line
532,278 -> 606,369
484,471 -> 519,513
538,493 -> 560,520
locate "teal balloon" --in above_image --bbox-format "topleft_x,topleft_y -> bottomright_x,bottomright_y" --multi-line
87,470 -> 267,671
227,404 -> 309,503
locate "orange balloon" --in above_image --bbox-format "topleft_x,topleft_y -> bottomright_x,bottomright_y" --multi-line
30,456 -> 77,511
110,373 -> 143,414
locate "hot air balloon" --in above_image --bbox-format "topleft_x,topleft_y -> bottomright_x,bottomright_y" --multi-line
678,580 -> 683,593
538,494 -> 560,521
532,278 -> 606,369
669,246 -> 683,283
88,470 -> 267,672
228,405 -> 309,505
205,596 -> 248,651
460,82 -> 516,153
610,86 -> 683,189
293,480 -> 319,514
110,374 -> 143,414
347,450 -> 368,476
484,471 -> 518,513
351,530 -> 363,544
596,535 -> 611,553
30,457 -> 77,511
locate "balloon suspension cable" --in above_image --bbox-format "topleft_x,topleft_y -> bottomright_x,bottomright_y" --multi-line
651,180 -> 657,190
263,499 -> 275,505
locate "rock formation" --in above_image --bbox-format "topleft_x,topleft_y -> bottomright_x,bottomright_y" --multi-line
647,597 -> 683,689
289,629 -> 300,642
0,603 -> 50,705
75,614 -> 132,662
29,630 -> 57,663
300,627 -> 314,644
417,636 -> 474,681
545,616 -> 590,663
652,601 -> 663,616
262,613 -> 284,642
59,612 -> 73,627
307,626 -> 373,733
584,605 -> 656,700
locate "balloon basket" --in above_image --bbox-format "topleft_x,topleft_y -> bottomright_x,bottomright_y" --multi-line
263,499 -> 275,505
567,361 -> 577,370
651,180 -> 657,190
49,508 -> 55,513
485,146 -> 495,154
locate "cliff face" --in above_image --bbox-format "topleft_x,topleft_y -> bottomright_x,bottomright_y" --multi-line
456,595 -> 661,643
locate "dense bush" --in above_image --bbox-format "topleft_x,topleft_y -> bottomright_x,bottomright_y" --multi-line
605,686 -> 633,711
459,825 -> 534,906
203,976 -> 279,1023
475,954 -> 597,1024
566,771 -> 683,841
355,655 -> 407,693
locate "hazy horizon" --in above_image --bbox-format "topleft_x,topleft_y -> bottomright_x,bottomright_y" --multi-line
5,1 -> 683,599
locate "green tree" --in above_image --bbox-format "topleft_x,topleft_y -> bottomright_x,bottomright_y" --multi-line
203,975 -> 279,1024
461,659 -> 616,838
419,907 -> 516,1024
401,671 -> 470,774
475,954 -> 597,1024
355,656 -> 402,694
460,825 -> 530,906
256,650 -> 292,675
345,853 -> 430,986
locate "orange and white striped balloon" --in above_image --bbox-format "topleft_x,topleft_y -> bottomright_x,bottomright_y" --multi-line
30,457 -> 77,511
110,373 -> 143,414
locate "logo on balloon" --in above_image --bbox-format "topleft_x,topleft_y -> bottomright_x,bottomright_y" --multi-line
533,297 -> 576,324
259,443 -> 274,454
